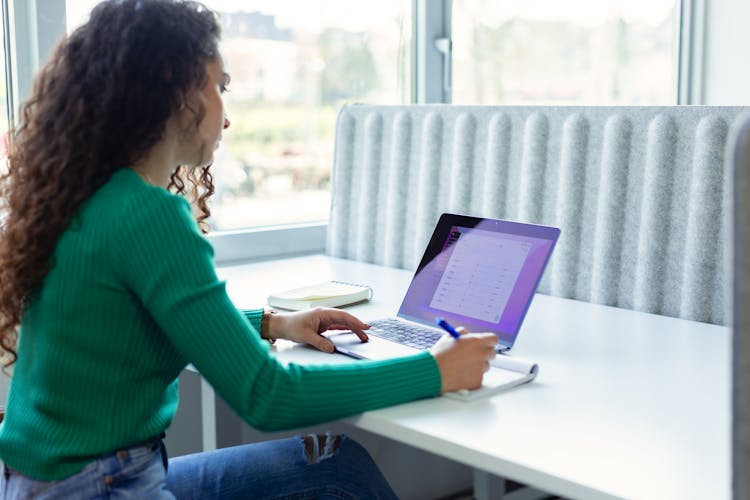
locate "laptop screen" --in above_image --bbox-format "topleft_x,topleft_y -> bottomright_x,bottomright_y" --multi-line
397,213 -> 560,348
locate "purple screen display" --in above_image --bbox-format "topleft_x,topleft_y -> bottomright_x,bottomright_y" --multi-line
398,219 -> 557,346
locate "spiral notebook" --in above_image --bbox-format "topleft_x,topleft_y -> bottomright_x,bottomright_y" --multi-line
267,280 -> 373,310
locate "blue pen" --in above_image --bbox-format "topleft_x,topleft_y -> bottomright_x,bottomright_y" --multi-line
436,317 -> 462,339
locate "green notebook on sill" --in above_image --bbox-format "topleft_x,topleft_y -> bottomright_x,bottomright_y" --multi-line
267,280 -> 373,310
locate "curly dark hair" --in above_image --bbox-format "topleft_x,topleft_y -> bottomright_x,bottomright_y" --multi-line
0,0 -> 222,367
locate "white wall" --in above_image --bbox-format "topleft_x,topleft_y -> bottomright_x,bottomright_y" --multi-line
702,0 -> 750,104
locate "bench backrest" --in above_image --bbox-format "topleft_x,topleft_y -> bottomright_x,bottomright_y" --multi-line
328,104 -> 747,325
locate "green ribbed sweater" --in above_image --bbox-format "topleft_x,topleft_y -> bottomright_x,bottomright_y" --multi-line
0,168 -> 441,481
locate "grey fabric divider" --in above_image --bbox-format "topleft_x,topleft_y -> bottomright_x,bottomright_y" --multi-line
328,104 -> 748,325
733,115 -> 750,500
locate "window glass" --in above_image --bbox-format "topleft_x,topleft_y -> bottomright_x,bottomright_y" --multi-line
65,0 -> 412,230
205,1 -> 411,230
66,0 -> 101,29
452,0 -> 680,105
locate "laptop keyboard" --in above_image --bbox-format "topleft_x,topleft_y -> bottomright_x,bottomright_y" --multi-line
367,318 -> 443,350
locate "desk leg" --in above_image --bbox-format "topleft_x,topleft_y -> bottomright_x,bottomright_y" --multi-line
473,469 -> 506,499
200,378 -> 216,452
474,469 -> 551,500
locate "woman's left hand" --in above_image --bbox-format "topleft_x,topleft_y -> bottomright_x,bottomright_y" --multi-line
267,307 -> 369,353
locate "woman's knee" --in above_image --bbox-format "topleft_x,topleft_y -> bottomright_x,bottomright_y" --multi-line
300,433 -> 380,476
302,432 -> 343,464
299,434 -> 398,499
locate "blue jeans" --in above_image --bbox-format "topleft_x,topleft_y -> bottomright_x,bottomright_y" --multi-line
1,433 -> 398,499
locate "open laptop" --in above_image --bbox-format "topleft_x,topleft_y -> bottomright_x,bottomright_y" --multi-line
329,213 -> 560,360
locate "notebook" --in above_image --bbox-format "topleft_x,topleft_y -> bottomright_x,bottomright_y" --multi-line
327,213 -> 560,400
268,281 -> 373,310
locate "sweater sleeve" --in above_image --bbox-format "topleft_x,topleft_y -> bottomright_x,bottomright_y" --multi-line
240,309 -> 264,333
115,190 -> 441,431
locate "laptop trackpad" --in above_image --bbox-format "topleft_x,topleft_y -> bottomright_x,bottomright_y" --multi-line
328,332 -> 419,361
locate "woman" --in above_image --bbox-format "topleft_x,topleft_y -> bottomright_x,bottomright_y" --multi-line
0,1 -> 497,498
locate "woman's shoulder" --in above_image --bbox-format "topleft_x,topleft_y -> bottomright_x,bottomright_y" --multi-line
88,168 -> 190,216
74,168 -> 195,243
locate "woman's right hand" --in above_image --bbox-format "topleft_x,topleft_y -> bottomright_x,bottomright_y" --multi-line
429,327 -> 498,393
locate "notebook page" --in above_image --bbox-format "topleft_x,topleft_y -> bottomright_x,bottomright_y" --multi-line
273,281 -> 367,301
491,354 -> 537,374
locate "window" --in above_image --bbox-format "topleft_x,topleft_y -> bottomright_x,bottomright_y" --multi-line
17,0 -> 687,261
65,0 -> 411,231
65,0 -> 101,29
451,0 -> 680,105
195,1 -> 412,230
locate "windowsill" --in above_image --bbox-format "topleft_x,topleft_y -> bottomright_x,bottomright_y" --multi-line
209,222 -> 328,265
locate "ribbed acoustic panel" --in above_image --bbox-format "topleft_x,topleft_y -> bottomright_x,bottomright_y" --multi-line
328,105 -> 748,325
733,116 -> 750,500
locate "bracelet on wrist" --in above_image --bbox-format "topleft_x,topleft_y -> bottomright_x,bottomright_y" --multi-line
261,309 -> 277,344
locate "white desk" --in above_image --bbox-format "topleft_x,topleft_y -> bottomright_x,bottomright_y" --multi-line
217,254 -> 730,500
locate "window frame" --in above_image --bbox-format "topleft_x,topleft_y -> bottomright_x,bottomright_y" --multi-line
678,0 -> 705,104
4,0 -> 692,264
